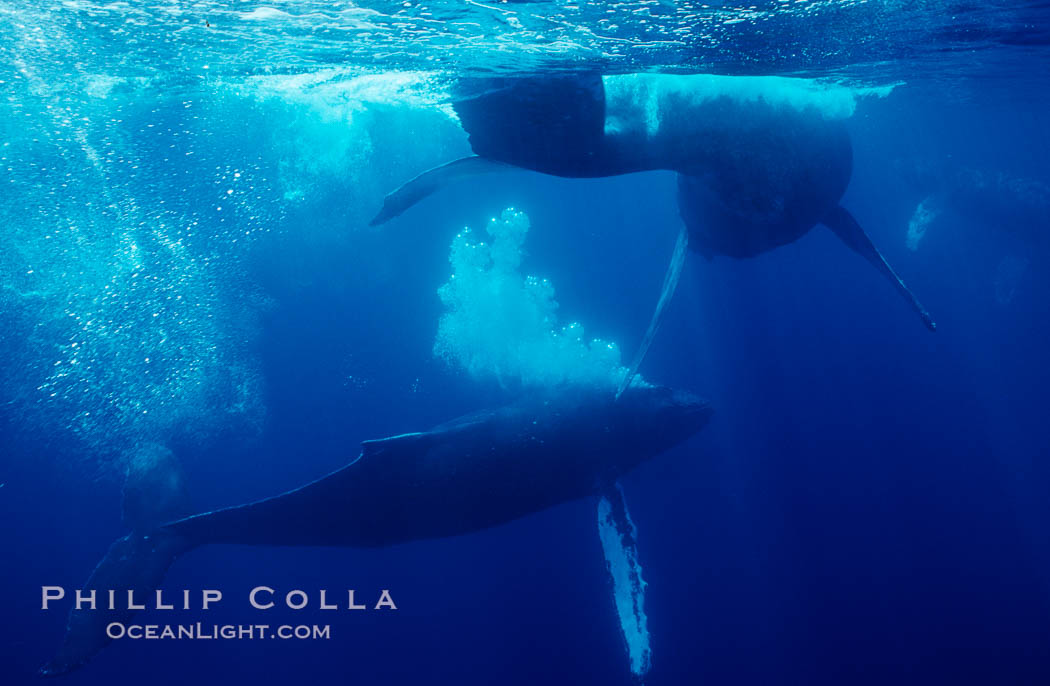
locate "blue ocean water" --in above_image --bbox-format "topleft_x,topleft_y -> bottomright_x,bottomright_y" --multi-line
2,1 -> 1049,684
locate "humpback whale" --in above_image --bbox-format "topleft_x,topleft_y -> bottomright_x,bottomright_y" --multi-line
42,385 -> 711,679
903,161 -> 1050,253
370,73 -> 936,391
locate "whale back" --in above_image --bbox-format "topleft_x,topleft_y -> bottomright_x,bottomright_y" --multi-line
164,386 -> 711,549
453,73 -> 612,177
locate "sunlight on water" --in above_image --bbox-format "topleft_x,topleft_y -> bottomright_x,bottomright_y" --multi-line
229,69 -> 463,219
0,50 -> 469,475
0,41 -> 272,476
2,0 -> 1041,84
434,209 -> 628,390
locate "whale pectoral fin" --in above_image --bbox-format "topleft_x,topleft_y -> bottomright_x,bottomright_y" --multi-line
369,156 -> 515,226
617,224 -> 689,398
597,482 -> 651,681
823,205 -> 937,331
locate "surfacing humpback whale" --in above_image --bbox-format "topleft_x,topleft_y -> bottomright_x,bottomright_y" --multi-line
42,385 -> 711,680
370,73 -> 936,392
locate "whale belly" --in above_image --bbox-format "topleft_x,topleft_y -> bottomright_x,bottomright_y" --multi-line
676,118 -> 853,259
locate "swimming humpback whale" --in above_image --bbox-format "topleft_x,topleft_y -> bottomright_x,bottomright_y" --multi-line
370,73 -> 936,391
903,161 -> 1050,253
41,385 -> 711,679
900,162 -> 1050,305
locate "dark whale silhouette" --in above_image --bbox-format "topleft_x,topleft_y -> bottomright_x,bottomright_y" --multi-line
370,73 -> 936,391
42,385 -> 711,678
902,160 -> 1050,253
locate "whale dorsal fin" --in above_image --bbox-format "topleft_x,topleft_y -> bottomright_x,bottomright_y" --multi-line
369,156 -> 516,226
360,431 -> 436,459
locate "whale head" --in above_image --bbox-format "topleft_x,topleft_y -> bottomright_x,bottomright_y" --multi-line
616,384 -> 712,450
559,384 -> 713,482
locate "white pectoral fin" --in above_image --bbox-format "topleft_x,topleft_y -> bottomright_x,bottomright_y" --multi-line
369,156 -> 515,226
598,482 -> 652,681
617,224 -> 689,398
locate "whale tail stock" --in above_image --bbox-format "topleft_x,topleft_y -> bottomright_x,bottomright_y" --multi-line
369,156 -> 515,226
822,205 -> 937,331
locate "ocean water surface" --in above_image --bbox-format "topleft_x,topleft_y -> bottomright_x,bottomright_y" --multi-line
1,1 -> 1049,684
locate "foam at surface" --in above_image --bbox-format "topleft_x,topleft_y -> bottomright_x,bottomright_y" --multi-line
604,73 -> 896,137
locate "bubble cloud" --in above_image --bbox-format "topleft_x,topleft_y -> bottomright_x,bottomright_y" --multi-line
435,209 -> 628,391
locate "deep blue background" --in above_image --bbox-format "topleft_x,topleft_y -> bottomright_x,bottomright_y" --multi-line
2,83 -> 1049,685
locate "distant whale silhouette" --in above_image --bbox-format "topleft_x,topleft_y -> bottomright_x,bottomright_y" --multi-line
42,385 -> 711,680
371,73 -> 936,392
903,160 -> 1050,253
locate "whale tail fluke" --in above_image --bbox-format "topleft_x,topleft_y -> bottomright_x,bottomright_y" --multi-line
40,530 -> 193,677
41,444 -> 197,677
369,156 -> 515,226
823,205 -> 937,332
618,224 -> 690,398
